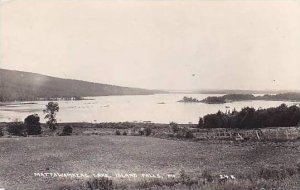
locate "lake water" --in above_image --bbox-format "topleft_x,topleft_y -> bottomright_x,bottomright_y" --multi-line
0,94 -> 299,124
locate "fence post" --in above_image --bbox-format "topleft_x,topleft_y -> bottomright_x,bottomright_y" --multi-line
256,130 -> 260,140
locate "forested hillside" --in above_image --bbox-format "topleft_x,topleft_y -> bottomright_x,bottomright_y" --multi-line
0,68 -> 164,101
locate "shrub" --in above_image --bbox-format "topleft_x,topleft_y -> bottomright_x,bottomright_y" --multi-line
115,130 -> 121,135
0,128 -> 3,136
169,122 -> 179,133
175,127 -> 194,139
86,178 -> 113,190
185,130 -> 194,139
258,166 -> 298,180
139,128 -> 145,136
61,125 -> 73,136
60,178 -> 113,190
202,169 -> 214,183
179,169 -> 191,183
7,122 -> 26,136
145,127 -> 152,136
122,131 -> 127,135
24,114 -> 42,135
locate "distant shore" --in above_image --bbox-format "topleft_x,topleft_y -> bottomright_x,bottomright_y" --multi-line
178,93 -> 300,104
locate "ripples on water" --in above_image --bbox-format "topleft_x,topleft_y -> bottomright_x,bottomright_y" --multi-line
0,94 -> 298,124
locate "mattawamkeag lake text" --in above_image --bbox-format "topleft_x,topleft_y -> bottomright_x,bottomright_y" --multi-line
34,172 -> 176,179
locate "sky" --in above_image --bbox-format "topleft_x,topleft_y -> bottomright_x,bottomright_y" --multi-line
0,0 -> 300,91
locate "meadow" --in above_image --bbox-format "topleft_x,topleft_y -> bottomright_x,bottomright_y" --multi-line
1,124 -> 300,189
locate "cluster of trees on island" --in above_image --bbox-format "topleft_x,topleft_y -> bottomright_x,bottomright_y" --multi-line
179,93 -> 300,104
178,96 -> 201,103
201,94 -> 256,104
198,104 -> 300,129
202,93 -> 300,104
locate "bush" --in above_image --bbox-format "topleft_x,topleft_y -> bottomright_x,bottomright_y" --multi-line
174,127 -> 194,139
24,114 -> 42,135
202,170 -> 214,183
139,128 -> 145,136
86,178 -> 113,190
185,130 -> 194,139
7,122 -> 26,136
145,127 -> 152,136
0,128 -> 3,136
60,178 -> 113,190
169,122 -> 179,133
258,166 -> 298,180
61,125 -> 73,136
122,131 -> 127,135
115,130 -> 121,135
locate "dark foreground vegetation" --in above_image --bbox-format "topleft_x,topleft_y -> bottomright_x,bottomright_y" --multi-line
200,93 -> 300,104
198,104 -> 300,129
60,164 -> 300,190
7,114 -> 42,136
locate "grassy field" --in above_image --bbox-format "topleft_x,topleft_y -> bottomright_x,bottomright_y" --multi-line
1,133 -> 300,189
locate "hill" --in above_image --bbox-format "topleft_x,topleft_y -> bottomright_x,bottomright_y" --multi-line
0,68 -> 164,101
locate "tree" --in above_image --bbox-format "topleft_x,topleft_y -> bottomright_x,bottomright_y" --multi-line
61,125 -> 73,136
24,114 -> 42,135
44,102 -> 59,130
201,104 -> 300,129
144,127 -> 152,136
198,117 -> 204,128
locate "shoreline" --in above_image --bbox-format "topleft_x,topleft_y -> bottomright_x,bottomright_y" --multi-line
1,121 -> 300,142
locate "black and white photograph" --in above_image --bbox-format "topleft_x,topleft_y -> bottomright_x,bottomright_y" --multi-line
0,0 -> 300,189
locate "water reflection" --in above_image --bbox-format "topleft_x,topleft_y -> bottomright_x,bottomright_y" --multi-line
0,94 -> 297,124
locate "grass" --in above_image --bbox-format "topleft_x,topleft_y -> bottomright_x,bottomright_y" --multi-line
1,134 -> 300,189
1,122 -> 300,189
2,121 -> 297,142
60,171 -> 300,190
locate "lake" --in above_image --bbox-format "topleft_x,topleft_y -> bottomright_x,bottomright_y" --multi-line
0,94 -> 299,124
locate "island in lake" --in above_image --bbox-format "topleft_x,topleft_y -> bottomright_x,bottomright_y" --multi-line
179,93 -> 300,104
178,96 -> 201,103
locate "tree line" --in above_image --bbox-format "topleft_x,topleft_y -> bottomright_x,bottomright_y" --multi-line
198,104 -> 300,129
200,93 -> 300,104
